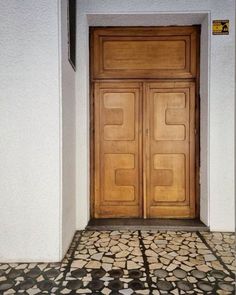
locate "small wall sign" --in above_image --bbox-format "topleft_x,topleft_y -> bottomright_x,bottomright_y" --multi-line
212,20 -> 229,35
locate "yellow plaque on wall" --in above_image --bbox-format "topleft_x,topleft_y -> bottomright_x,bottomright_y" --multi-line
213,20 -> 229,35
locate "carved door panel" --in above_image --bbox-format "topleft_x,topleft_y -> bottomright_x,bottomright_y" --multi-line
94,82 -> 142,218
145,82 -> 196,218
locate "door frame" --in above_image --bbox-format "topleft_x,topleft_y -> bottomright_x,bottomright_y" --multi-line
89,26 -> 200,220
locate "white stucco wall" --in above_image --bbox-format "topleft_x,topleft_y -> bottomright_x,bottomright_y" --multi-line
0,0 -> 234,263
0,0 -> 76,262
0,1 -> 61,261
60,0 -> 76,257
76,0 -> 235,231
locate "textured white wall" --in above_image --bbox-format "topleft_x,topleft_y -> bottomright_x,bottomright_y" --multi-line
0,0 -> 61,261
76,0 -> 235,231
60,0 -> 76,256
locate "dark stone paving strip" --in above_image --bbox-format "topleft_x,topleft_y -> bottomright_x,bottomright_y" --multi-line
55,231 -> 84,295
197,231 -> 235,278
138,230 -> 153,294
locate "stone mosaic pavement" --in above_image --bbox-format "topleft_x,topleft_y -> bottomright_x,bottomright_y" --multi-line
0,231 -> 235,294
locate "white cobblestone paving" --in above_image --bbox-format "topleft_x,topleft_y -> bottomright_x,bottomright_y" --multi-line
0,231 -> 235,294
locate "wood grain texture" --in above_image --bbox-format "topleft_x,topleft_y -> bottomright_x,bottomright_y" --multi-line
91,27 -> 199,219
94,82 -> 142,218
91,27 -> 199,79
145,82 -> 196,218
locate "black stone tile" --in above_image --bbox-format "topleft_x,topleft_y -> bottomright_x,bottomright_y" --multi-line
109,269 -> 124,278
197,281 -> 214,292
71,268 -> 87,278
176,280 -> 194,291
26,266 -> 41,278
91,269 -> 106,279
19,278 -> 35,290
218,281 -> 235,292
156,280 -> 173,291
173,268 -> 187,279
88,279 -> 104,291
191,269 -> 206,279
45,268 -> 60,278
67,279 -> 83,290
153,269 -> 168,278
210,269 -> 226,279
8,268 -> 23,279
129,269 -> 143,279
38,279 -> 55,291
108,279 -> 124,290
128,279 -> 144,290
0,280 -> 14,291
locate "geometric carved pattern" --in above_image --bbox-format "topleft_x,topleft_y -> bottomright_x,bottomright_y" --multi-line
153,154 -> 186,202
154,92 -> 186,141
104,154 -> 135,202
104,93 -> 135,141
147,82 -> 195,218
94,83 -> 141,218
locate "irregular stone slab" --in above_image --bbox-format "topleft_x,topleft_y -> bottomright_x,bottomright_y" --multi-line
153,269 -> 168,278
173,268 -> 187,279
38,280 -> 55,291
85,260 -> 101,269
19,278 -> 35,290
0,280 -> 14,291
145,250 -> 158,257
91,253 -> 103,261
114,261 -> 126,268
120,288 -> 133,295
191,269 -> 206,279
116,251 -> 129,258
26,267 -> 41,279
108,279 -> 124,290
128,279 -> 144,290
102,263 -> 112,272
45,268 -> 60,278
155,240 -> 168,245
71,260 -> 87,268
127,261 -> 140,270
71,268 -> 87,278
66,279 -> 83,290
196,264 -> 212,272
197,281 -> 214,292
129,269 -> 143,279
91,269 -> 106,279
176,280 -> 193,291
88,279 -> 104,291
166,263 -> 178,272
8,269 -> 23,279
204,254 -> 217,262
156,280 -> 173,291
110,246 -> 121,253
218,282 -> 235,292
109,269 -> 124,278
102,257 -> 114,263
210,270 -> 226,279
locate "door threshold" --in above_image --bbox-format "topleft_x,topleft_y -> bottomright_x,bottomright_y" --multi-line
86,218 -> 209,232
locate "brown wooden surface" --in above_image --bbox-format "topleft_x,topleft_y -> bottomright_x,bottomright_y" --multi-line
91,27 -> 199,79
91,27 -> 199,219
94,82 -> 143,218
145,82 -> 196,218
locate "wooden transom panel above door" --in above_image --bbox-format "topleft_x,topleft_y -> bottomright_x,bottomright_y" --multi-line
91,27 -> 199,79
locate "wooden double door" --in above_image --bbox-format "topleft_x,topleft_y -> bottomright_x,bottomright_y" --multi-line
91,27 -> 199,219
